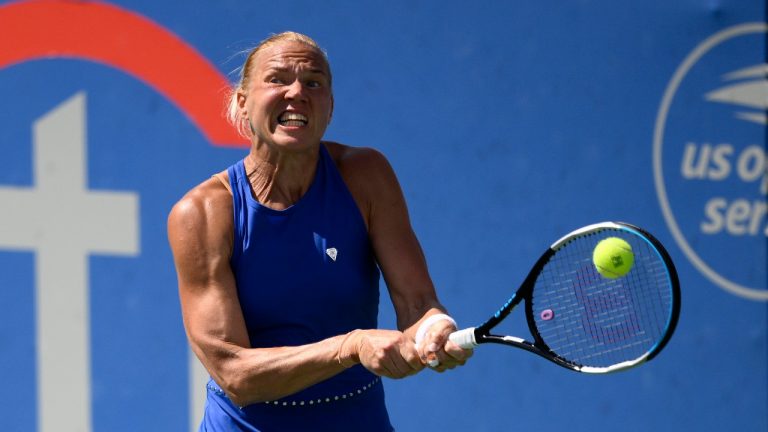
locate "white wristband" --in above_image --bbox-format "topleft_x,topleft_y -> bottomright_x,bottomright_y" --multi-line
414,313 -> 457,346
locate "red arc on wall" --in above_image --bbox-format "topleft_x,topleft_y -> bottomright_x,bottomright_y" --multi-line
0,0 -> 247,147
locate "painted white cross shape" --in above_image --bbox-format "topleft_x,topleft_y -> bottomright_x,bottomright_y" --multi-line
0,92 -> 139,432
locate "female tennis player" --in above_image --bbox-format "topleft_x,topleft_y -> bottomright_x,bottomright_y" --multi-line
167,32 -> 472,431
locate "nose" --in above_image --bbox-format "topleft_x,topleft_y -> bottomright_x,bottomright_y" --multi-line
285,79 -> 307,102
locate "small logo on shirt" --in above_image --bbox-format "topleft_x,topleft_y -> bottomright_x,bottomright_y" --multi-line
325,248 -> 338,262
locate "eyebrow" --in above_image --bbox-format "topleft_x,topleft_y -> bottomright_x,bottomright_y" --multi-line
266,66 -> 327,75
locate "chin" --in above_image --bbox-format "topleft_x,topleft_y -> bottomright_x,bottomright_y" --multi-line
273,137 -> 320,152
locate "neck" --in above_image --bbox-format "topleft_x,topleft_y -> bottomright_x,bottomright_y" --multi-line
244,143 -> 321,210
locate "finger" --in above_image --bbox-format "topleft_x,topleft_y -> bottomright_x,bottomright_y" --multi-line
428,342 -> 473,371
377,342 -> 422,379
426,324 -> 452,349
420,336 -> 444,363
422,345 -> 450,370
428,359 -> 448,373
400,343 -> 425,373
418,318 -> 460,369
444,339 -> 474,362
424,319 -> 457,352
421,331 -> 449,368
384,354 -> 420,379
429,348 -> 452,370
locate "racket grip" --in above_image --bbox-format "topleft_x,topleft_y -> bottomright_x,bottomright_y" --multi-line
449,327 -> 477,349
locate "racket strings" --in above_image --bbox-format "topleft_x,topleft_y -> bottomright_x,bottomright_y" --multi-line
530,229 -> 674,368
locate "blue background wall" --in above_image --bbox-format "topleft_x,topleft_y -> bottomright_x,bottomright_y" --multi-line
0,1 -> 765,431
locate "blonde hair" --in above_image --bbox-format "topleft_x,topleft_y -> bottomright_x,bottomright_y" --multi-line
226,32 -> 331,138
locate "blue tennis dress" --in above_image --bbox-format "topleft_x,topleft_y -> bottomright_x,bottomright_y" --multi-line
200,144 -> 393,432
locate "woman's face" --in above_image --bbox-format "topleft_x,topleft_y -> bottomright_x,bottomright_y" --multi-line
238,41 -> 334,153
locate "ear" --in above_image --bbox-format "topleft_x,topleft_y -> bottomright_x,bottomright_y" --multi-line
237,90 -> 248,117
328,94 -> 334,125
235,90 -> 254,138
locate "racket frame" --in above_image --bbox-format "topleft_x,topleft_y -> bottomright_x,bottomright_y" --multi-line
451,221 -> 681,374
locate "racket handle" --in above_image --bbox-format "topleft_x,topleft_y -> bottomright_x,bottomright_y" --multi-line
449,327 -> 478,349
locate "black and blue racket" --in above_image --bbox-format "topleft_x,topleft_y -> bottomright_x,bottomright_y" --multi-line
450,222 -> 680,373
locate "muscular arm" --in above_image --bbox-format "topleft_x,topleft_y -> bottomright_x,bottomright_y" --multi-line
168,175 -> 422,406
361,153 -> 445,334
169,177 -> 350,405
331,143 -> 471,369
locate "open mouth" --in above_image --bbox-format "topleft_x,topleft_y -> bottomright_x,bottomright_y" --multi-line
278,112 -> 308,127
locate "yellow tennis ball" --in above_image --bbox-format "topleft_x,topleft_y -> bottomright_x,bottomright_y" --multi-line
592,237 -> 634,279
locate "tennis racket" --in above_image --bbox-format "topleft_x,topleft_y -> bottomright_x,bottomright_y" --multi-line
450,221 -> 680,374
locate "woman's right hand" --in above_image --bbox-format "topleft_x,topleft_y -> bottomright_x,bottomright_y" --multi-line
339,329 -> 424,379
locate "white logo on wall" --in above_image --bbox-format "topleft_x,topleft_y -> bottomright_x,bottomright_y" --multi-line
0,93 -> 140,432
654,23 -> 767,301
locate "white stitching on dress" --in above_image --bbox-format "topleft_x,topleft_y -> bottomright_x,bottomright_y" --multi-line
262,378 -> 380,406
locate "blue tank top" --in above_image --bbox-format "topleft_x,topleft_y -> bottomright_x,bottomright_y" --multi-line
202,145 -> 393,431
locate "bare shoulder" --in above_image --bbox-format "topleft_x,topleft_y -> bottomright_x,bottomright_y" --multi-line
169,170 -> 231,221
167,170 -> 233,253
324,141 -> 397,187
323,141 -> 404,229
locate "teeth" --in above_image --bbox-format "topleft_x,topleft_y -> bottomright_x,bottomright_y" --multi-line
279,112 -> 308,125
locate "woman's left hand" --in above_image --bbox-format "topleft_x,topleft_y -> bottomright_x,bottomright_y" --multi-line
416,319 -> 473,372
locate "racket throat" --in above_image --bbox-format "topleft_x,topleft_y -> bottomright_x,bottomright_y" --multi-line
499,335 -> 527,345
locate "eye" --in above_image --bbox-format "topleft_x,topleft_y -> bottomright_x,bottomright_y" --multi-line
305,74 -> 329,89
269,77 -> 284,84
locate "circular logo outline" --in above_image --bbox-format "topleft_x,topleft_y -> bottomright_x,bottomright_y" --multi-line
653,22 -> 768,301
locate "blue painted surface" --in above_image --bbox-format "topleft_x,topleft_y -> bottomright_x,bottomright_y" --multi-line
0,1 -> 764,430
